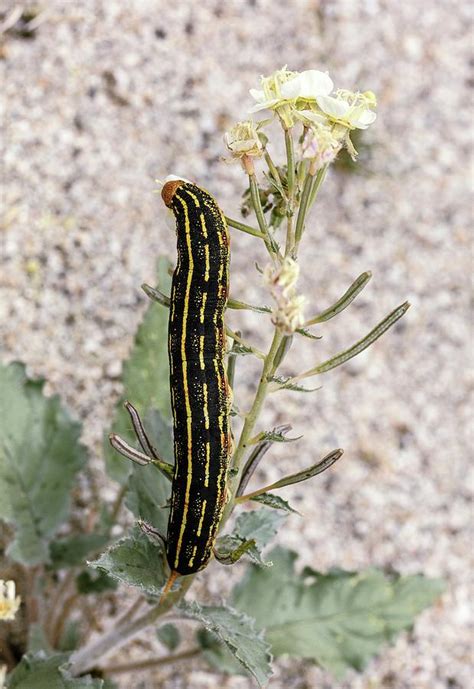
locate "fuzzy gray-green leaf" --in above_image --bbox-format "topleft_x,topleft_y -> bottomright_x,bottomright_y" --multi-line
232,546 -> 445,679
90,528 -> 167,597
180,601 -> 272,687
50,533 -> 110,569
6,652 -> 103,688
214,534 -> 270,567
250,493 -> 300,514
0,363 -> 86,565
156,623 -> 181,651
234,508 -> 286,550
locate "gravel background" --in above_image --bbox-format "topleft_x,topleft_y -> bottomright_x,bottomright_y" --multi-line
1,1 -> 472,687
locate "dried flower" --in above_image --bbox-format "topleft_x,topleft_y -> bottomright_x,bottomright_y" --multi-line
263,256 -> 299,294
224,120 -> 264,161
273,293 -> 306,334
264,258 -> 306,334
0,580 -> 21,621
300,124 -> 341,171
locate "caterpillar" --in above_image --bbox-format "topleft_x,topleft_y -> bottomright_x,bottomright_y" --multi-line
161,178 -> 231,579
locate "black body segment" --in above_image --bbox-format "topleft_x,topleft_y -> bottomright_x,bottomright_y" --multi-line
163,181 -> 231,575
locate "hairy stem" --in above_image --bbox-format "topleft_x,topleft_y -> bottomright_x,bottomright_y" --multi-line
101,646 -> 202,675
69,576 -> 194,676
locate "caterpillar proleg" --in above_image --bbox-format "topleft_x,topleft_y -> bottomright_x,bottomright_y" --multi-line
161,178 -> 231,577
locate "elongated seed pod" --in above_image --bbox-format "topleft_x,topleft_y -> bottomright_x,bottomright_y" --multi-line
162,179 -> 231,576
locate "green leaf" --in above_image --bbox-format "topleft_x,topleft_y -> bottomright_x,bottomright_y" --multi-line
75,569 -> 118,595
254,429 -> 302,444
214,534 -> 268,567
0,362 -> 87,565
298,301 -> 410,380
295,327 -> 322,340
227,298 -> 271,314
250,493 -> 300,515
197,628 -> 247,676
234,508 -> 286,550
237,426 -> 291,498
89,527 -> 167,597
268,376 -> 319,393
232,547 -> 445,679
253,448 -> 343,493
50,533 -> 110,569
124,409 -> 173,534
305,271 -> 372,325
105,257 -> 172,483
180,601 -> 272,687
6,652 -> 103,688
156,623 -> 181,651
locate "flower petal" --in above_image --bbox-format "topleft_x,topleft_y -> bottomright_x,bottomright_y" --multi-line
316,95 -> 350,119
349,108 -> 377,128
280,70 -> 333,99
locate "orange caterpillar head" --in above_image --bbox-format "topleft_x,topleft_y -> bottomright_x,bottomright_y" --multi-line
161,175 -> 192,207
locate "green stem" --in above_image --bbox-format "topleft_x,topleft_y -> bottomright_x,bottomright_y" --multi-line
294,172 -> 314,249
229,329 -> 283,482
284,128 -> 295,200
264,150 -> 284,193
284,128 -> 296,254
248,174 -> 277,258
225,216 -> 266,239
308,164 -> 328,209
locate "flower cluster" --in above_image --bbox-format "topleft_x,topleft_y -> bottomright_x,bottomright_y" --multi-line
224,67 -> 376,164
0,579 -> 20,621
263,257 -> 306,334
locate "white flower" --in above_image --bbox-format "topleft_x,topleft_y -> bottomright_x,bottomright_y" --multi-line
224,120 -> 264,160
0,580 -> 21,621
279,69 -> 333,100
249,68 -> 334,129
249,66 -> 297,113
309,89 -> 377,130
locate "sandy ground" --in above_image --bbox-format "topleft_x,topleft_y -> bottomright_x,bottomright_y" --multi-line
1,1 -> 472,687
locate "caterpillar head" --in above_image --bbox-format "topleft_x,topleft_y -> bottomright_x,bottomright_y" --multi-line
161,175 -> 192,207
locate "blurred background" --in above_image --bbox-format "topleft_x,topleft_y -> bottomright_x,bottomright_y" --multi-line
1,1 -> 471,687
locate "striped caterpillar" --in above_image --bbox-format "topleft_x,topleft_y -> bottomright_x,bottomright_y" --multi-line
161,178 -> 231,578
